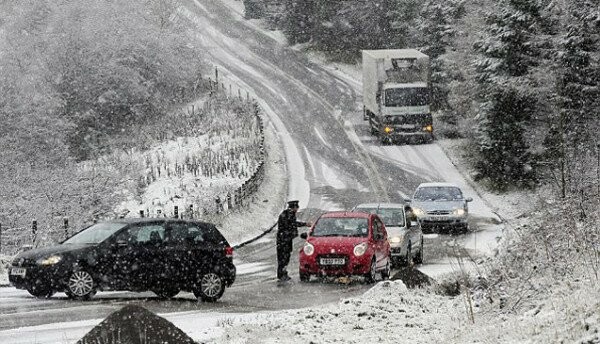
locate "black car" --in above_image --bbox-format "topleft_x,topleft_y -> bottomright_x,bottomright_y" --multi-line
8,218 -> 236,302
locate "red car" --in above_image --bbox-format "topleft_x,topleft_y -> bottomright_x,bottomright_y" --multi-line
299,211 -> 391,283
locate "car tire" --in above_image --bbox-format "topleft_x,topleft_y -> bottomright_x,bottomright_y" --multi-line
152,287 -> 180,299
27,284 -> 54,298
403,244 -> 413,267
390,257 -> 400,269
381,260 -> 391,280
194,272 -> 225,302
299,272 -> 310,283
66,269 -> 96,300
364,258 -> 377,284
413,239 -> 424,265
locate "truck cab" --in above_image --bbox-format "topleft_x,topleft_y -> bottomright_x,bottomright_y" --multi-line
363,50 -> 434,144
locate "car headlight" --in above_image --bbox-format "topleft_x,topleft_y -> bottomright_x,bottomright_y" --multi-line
38,255 -> 62,266
384,126 -> 394,133
390,236 -> 403,244
412,208 -> 425,217
423,125 -> 433,132
303,243 -> 314,256
353,242 -> 368,257
453,208 -> 466,216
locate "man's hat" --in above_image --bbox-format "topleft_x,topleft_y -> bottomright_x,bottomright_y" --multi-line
287,200 -> 300,208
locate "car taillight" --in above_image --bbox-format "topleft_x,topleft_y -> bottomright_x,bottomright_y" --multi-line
225,246 -> 234,258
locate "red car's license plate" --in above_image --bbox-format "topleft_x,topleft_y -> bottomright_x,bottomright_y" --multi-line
320,258 -> 345,265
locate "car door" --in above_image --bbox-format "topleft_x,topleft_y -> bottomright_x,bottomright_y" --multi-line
109,222 -> 166,290
371,216 -> 387,269
163,221 -> 225,286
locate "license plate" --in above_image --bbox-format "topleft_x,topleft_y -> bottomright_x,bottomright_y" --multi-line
400,124 -> 416,129
10,268 -> 26,277
320,258 -> 345,265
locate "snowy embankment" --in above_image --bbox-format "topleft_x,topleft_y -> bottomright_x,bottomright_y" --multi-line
215,280 -> 468,343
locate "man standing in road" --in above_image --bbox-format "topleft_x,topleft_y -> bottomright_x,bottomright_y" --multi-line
277,200 -> 311,281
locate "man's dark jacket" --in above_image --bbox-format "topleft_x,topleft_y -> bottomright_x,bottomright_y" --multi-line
277,208 -> 307,243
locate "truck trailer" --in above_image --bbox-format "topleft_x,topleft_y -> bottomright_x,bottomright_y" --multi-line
362,49 -> 434,144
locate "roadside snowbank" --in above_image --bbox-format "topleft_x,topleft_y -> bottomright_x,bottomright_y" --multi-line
214,280 -> 468,344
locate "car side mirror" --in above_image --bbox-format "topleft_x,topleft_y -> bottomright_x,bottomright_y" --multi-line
466,197 -> 473,202
300,232 -> 308,240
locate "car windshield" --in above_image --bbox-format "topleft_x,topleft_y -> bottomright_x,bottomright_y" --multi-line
384,87 -> 429,107
356,207 -> 405,227
414,187 -> 464,201
63,222 -> 127,244
312,217 -> 369,237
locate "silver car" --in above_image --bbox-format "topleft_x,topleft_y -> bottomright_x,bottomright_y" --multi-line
409,183 -> 473,234
353,203 -> 423,267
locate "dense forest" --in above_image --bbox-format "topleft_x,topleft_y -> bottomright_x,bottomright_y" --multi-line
0,0 -> 206,230
247,0 -> 599,211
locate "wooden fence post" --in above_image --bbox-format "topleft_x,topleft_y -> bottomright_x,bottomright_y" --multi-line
32,220 -> 37,247
64,217 -> 69,239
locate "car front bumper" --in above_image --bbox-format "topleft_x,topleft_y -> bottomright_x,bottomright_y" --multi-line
8,264 -> 70,291
299,253 -> 373,276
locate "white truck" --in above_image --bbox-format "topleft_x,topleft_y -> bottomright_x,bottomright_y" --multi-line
362,49 -> 433,144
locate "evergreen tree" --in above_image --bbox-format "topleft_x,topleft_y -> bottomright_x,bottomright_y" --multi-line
473,0 -> 543,189
418,0 -> 465,111
543,0 -> 600,198
475,87 -> 536,189
475,0 -> 542,81
282,0 -> 314,44
243,0 -> 264,19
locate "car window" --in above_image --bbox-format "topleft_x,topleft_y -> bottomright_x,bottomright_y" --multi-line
167,222 -> 228,246
168,223 -> 205,245
414,186 -> 463,201
355,207 -> 405,227
114,223 -> 166,245
312,217 -> 369,237
63,222 -> 127,244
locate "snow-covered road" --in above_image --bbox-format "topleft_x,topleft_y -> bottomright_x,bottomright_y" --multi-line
0,0 -> 504,341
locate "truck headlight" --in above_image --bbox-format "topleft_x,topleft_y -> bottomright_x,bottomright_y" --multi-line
353,242 -> 368,257
303,243 -> 314,256
453,208 -> 466,216
38,255 -> 62,266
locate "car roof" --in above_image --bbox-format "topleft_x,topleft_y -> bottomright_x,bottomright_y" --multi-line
103,218 -> 214,226
417,182 -> 460,188
320,211 -> 372,219
354,203 -> 406,209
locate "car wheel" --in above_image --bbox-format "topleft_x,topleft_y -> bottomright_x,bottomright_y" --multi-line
299,272 -> 310,283
403,244 -> 413,267
364,258 -> 377,284
66,269 -> 96,300
194,272 -> 225,302
27,284 -> 54,298
381,260 -> 391,280
152,287 -> 180,299
390,257 -> 400,269
413,239 -> 424,265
